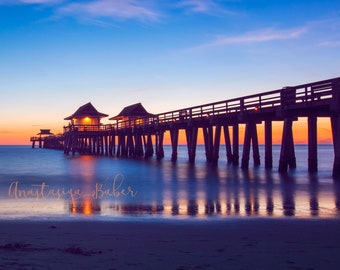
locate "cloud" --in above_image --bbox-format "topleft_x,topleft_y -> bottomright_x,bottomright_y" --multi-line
21,0 -> 60,3
0,0 -> 61,4
58,0 -> 160,22
189,26 -> 308,51
319,40 -> 340,47
176,0 -> 234,15
0,130 -> 12,134
177,0 -> 218,13
0,0 -> 160,23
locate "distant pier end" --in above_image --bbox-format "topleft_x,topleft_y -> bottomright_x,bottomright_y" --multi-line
30,129 -> 63,150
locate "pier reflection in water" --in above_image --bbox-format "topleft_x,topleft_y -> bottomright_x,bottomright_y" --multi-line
65,157 -> 340,219
1,145 -> 339,220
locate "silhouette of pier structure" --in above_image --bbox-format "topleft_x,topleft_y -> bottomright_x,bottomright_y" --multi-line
62,77 -> 340,177
31,129 -> 64,150
30,129 -> 53,148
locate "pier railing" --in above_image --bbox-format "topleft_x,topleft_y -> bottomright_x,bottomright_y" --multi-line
156,78 -> 334,123
64,124 -> 114,133
63,77 -> 337,133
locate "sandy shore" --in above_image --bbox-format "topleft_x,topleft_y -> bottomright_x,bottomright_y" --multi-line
0,218 -> 340,270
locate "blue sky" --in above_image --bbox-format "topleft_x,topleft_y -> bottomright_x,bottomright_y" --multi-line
1,0 -> 340,142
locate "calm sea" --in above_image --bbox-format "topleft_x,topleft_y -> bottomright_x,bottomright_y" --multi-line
0,145 -> 339,220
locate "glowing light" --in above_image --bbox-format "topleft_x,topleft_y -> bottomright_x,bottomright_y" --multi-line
178,200 -> 188,215
197,201 -> 206,216
220,201 -> 227,215
163,200 -> 173,215
135,118 -> 142,125
82,199 -> 93,215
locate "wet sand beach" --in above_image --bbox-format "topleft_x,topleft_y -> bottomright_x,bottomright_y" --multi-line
0,218 -> 340,270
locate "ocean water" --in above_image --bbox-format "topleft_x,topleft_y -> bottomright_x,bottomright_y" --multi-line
0,145 -> 339,220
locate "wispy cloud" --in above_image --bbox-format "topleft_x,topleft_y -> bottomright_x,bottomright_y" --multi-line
126,87 -> 152,95
0,0 -> 160,23
175,0 -> 234,15
0,130 -> 12,134
188,26 -> 308,51
319,40 -> 340,47
0,0 -> 235,24
177,0 -> 218,13
21,0 -> 61,3
58,0 -> 160,22
0,0 -> 62,4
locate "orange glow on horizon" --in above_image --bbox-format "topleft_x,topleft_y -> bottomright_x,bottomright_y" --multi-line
0,118 -> 333,145
0,124 -> 63,145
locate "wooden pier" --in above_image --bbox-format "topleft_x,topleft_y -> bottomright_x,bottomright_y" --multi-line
62,77 -> 340,177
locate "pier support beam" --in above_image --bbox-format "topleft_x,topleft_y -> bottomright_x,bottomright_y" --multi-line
156,131 -> 165,160
329,79 -> 340,178
116,134 -> 125,157
232,124 -> 239,166
331,115 -> 340,178
126,133 -> 135,157
170,129 -> 179,161
212,125 -> 221,165
203,126 -> 213,163
241,121 -> 260,169
100,136 -> 104,155
88,137 -> 93,154
185,126 -> 198,163
264,120 -> 273,169
145,134 -> 154,158
252,123 -> 260,167
134,133 -> 144,157
104,136 -> 109,156
223,125 -> 233,164
203,125 -> 221,165
308,115 -> 318,172
278,118 -> 296,173
108,134 -> 115,156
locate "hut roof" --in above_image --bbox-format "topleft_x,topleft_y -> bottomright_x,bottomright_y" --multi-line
109,103 -> 155,120
37,129 -> 53,135
64,102 -> 108,120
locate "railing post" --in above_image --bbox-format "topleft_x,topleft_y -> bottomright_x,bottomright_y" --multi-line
259,95 -> 261,108
240,98 -> 244,112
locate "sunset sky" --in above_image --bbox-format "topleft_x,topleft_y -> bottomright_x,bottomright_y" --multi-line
1,0 -> 339,144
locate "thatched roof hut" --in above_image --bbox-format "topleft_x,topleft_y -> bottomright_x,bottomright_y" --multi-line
109,103 -> 155,121
64,102 -> 108,126
37,129 -> 53,136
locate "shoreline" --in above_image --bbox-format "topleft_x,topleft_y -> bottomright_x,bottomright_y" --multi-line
1,217 -> 340,269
